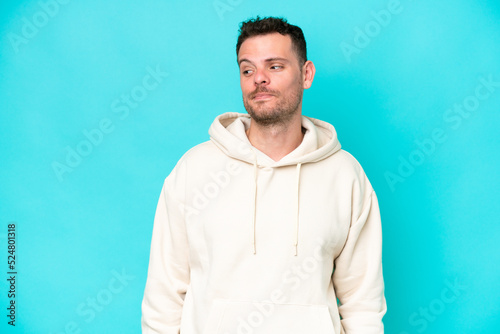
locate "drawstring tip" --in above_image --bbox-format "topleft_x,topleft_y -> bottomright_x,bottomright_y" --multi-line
294,244 -> 298,256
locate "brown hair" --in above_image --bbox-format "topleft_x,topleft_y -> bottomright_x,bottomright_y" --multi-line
236,16 -> 307,65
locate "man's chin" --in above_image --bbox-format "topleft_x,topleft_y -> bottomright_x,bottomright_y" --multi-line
246,108 -> 284,123
247,108 -> 275,118
248,101 -> 277,113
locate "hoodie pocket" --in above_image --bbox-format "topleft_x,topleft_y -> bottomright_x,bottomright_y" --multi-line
203,299 -> 336,334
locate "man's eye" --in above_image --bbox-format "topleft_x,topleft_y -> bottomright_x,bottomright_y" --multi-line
242,70 -> 253,75
271,65 -> 283,70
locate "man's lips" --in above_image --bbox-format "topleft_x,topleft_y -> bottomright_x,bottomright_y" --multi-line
253,93 -> 275,100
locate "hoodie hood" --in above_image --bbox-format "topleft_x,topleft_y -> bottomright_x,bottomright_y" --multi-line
208,112 -> 341,168
208,112 -> 342,256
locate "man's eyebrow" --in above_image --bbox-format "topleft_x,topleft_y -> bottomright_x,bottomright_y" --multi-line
238,58 -> 252,66
238,57 -> 290,66
264,57 -> 290,63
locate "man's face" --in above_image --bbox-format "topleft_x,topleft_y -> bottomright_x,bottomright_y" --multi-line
237,33 -> 305,126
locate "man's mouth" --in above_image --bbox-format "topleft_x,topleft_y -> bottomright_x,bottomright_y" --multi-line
253,93 -> 274,100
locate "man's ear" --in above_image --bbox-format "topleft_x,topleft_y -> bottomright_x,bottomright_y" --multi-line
302,60 -> 316,89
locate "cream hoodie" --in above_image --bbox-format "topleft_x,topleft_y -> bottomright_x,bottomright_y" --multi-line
142,112 -> 387,334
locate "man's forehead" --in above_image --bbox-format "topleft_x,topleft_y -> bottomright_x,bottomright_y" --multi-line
237,33 -> 294,65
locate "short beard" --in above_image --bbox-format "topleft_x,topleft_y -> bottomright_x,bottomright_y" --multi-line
243,85 -> 303,128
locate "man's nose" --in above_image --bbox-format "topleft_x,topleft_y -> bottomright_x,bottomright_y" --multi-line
254,68 -> 269,85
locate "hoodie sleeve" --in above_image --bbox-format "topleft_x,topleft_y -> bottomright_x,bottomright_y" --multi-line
332,187 -> 387,334
141,173 -> 190,333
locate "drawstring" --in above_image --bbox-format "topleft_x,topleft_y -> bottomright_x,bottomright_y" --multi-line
249,148 -> 302,256
294,162 -> 302,256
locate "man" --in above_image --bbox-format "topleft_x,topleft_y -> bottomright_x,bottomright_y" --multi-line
142,16 -> 387,334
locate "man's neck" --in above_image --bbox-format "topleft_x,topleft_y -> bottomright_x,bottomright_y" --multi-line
245,112 -> 305,162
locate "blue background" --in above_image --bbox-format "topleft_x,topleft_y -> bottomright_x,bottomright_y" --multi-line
1,0 -> 499,333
